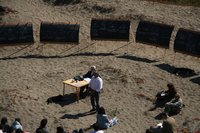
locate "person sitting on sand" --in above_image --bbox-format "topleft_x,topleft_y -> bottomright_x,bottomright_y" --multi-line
165,93 -> 183,114
36,119 -> 49,133
1,117 -> 10,133
150,112 -> 177,133
0,124 -> 4,133
95,107 -> 118,130
56,127 -> 66,133
15,129 -> 23,133
89,124 -> 104,133
156,84 -> 177,104
80,65 -> 96,97
9,127 -> 15,133
11,118 -> 23,132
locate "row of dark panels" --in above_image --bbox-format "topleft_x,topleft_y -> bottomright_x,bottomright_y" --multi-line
0,19 -> 200,57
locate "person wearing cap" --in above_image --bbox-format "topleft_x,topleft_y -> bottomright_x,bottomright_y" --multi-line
165,93 -> 183,114
88,70 -> 103,112
1,117 -> 10,133
36,119 -> 49,133
10,118 -> 23,132
80,65 -> 97,97
150,112 -> 177,133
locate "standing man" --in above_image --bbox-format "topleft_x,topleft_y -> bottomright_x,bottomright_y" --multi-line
80,65 -> 96,97
88,71 -> 103,112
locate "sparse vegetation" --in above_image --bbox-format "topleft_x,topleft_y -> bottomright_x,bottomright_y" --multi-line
92,4 -> 116,13
111,107 -> 123,116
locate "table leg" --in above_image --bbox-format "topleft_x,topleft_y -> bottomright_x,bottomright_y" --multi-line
76,87 -> 80,103
63,83 -> 65,96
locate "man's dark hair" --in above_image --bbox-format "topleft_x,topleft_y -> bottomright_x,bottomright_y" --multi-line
167,84 -> 174,88
92,124 -> 99,131
57,126 -> 64,133
40,119 -> 47,128
16,129 -> 23,133
15,118 -> 21,122
9,127 -> 15,133
0,124 -> 4,130
1,117 -> 7,124
98,107 -> 105,114
161,112 -> 168,117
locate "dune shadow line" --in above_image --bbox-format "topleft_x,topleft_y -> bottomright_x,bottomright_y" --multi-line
117,55 -> 157,63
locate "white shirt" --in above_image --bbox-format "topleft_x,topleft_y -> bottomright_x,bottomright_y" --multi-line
88,76 -> 103,92
0,130 -> 3,133
89,131 -> 104,133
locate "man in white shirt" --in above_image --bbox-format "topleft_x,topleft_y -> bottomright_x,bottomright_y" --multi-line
88,71 -> 103,112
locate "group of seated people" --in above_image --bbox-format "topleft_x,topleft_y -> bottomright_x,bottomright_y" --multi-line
147,84 -> 184,133
0,107 -> 118,133
156,83 -> 183,114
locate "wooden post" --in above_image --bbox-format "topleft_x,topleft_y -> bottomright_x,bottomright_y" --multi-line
163,49 -> 167,61
172,31 -> 176,37
63,83 -> 65,96
95,41 -> 97,53
127,41 -> 129,55
130,26 -> 137,52
173,52 -> 177,63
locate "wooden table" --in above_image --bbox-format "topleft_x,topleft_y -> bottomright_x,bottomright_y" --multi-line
63,79 -> 90,103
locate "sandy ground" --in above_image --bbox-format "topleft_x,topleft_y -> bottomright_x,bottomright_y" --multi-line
0,0 -> 200,132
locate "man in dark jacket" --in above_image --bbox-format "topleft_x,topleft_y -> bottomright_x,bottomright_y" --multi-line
80,65 -> 96,97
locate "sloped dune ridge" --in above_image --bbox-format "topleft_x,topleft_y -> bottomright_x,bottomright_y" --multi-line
0,0 -> 200,133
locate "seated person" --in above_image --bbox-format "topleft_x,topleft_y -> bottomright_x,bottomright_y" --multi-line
95,107 -> 118,130
36,119 -> 49,133
15,129 -> 23,133
0,124 -> 4,133
1,117 -> 10,133
165,93 -> 183,114
90,124 -> 104,133
80,65 -> 96,97
156,84 -> 177,104
149,112 -> 177,133
11,118 -> 23,132
9,127 -> 15,133
56,127 -> 66,133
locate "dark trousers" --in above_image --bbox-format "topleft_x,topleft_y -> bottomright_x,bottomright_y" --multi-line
91,91 -> 100,110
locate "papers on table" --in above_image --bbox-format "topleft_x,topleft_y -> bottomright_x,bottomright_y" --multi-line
75,83 -> 83,87
84,77 -> 91,82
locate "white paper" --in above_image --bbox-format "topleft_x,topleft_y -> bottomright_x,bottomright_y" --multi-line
84,77 -> 91,82
157,123 -> 163,128
161,93 -> 165,96
75,83 -> 83,86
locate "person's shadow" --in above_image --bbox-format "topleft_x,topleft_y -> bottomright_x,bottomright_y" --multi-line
60,111 -> 96,119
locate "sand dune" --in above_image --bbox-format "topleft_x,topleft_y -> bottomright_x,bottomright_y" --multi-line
0,0 -> 200,132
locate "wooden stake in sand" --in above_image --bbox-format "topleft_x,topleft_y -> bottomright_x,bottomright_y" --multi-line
130,26 -> 137,52
173,52 -> 177,63
163,49 -> 167,61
